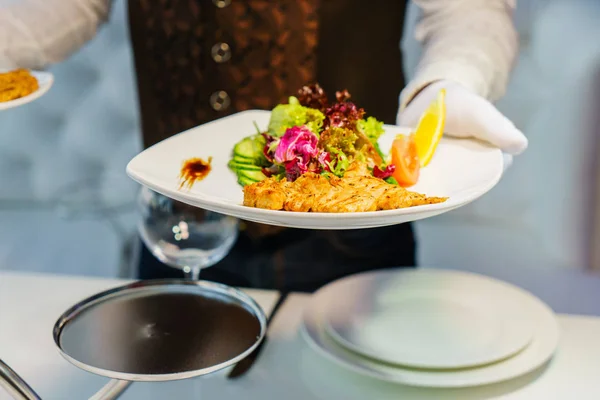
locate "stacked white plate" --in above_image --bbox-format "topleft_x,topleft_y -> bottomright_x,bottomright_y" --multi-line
301,269 -> 560,388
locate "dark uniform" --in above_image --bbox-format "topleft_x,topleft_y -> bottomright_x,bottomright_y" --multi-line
128,0 -> 415,292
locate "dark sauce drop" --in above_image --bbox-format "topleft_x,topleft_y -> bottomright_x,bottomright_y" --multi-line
179,157 -> 212,189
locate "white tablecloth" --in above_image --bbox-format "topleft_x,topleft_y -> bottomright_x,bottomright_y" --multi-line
1,270 -> 600,399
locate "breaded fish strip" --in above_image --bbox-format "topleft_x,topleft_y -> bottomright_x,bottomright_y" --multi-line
243,162 -> 447,212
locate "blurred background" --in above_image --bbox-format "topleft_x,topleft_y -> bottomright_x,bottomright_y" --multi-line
1,0 -> 599,279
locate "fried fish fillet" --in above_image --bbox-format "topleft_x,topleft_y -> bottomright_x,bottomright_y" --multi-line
0,69 -> 39,102
243,162 -> 447,212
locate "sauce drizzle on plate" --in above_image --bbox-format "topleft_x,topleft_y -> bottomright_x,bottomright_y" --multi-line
179,157 -> 212,189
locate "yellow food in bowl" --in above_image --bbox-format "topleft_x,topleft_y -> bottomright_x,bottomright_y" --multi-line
0,69 -> 39,102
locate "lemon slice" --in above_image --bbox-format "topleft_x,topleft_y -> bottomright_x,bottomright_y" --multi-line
413,88 -> 446,167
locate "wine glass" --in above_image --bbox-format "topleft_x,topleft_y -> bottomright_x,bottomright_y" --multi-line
136,187 -> 239,280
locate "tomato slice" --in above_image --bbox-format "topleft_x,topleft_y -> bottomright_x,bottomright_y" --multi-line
391,134 -> 420,187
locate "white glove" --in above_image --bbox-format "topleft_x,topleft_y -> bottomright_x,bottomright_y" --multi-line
397,80 -> 528,170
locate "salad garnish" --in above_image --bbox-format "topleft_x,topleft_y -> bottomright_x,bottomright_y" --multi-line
229,83 -> 406,187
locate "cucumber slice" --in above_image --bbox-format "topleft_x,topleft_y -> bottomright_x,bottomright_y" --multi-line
233,141 -> 255,159
231,154 -> 255,164
252,135 -> 267,153
233,135 -> 265,160
228,160 -> 263,171
231,134 -> 270,187
239,169 -> 267,182
238,176 -> 259,187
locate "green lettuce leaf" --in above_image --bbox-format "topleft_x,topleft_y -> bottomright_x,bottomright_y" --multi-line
326,148 -> 350,177
384,176 -> 399,185
357,116 -> 384,141
319,127 -> 358,156
357,116 -> 386,161
268,96 -> 325,137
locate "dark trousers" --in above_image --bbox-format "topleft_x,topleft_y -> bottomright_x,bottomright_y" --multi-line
137,223 -> 417,293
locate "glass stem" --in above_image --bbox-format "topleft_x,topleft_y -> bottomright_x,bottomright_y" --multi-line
183,266 -> 201,281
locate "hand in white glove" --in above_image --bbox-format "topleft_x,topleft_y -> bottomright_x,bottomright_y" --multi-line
397,80 -> 528,170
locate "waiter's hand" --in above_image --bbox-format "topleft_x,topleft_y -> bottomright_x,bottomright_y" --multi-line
397,80 -> 528,170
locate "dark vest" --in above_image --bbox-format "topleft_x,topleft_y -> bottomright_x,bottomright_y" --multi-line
128,0 -> 407,147
128,0 -> 414,291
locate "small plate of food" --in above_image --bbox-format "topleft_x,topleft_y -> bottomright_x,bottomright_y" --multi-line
0,68 -> 54,111
126,84 -> 503,229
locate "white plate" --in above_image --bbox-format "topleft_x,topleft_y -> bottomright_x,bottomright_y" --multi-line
301,269 -> 560,388
0,70 -> 54,111
322,270 -> 534,370
126,110 -> 503,229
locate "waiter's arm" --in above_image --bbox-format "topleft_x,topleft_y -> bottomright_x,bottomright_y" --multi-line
0,0 -> 112,69
399,0 -> 518,109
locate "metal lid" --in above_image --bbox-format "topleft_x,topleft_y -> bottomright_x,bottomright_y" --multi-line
53,279 -> 266,382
